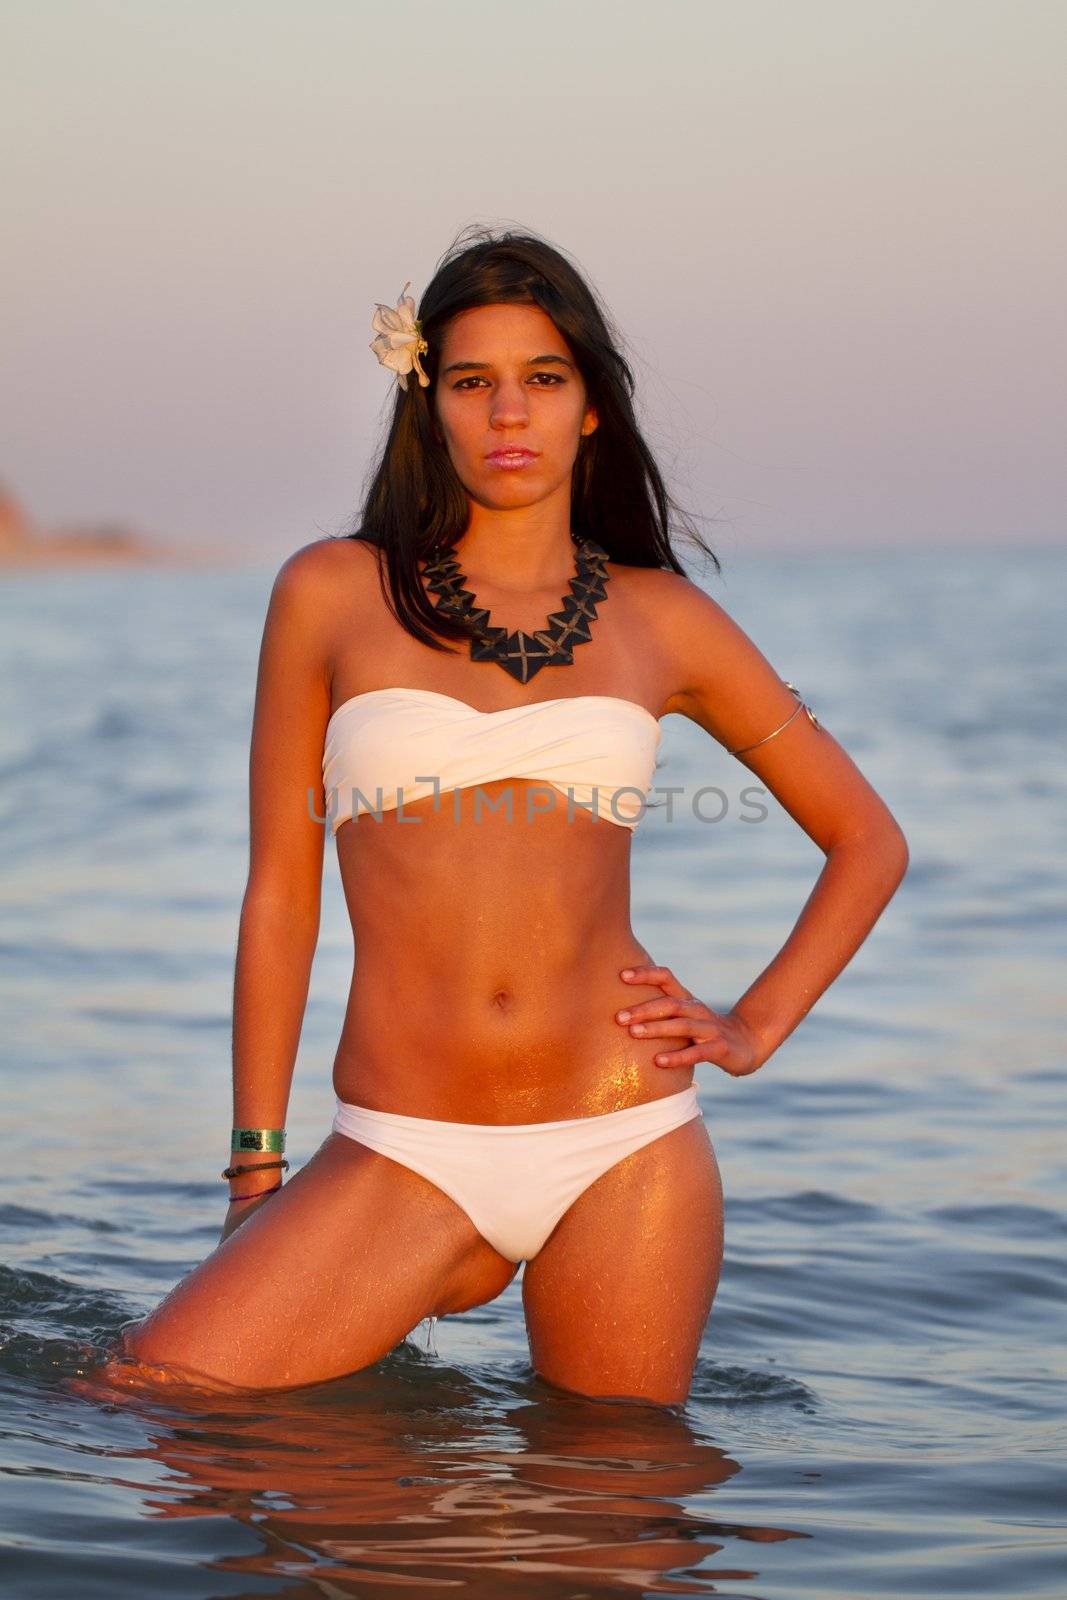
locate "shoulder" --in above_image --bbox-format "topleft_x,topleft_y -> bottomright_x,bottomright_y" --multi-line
265,535 -> 385,633
610,559 -> 808,740
256,537 -> 381,662
607,561 -> 742,712
270,533 -> 382,597
606,558 -> 723,626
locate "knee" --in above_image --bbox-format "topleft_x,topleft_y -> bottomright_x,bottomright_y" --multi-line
88,1314 -> 202,1396
115,1298 -> 219,1384
532,1361 -> 688,1410
116,1309 -> 185,1373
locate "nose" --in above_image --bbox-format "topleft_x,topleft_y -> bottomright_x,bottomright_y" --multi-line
489,377 -> 530,430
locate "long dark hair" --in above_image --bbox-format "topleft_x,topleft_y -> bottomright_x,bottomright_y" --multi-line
341,224 -> 721,653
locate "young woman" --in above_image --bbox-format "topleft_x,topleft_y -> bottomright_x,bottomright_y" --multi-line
115,229 -> 908,1405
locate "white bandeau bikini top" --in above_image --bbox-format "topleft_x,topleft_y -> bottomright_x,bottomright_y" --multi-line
322,687 -> 662,835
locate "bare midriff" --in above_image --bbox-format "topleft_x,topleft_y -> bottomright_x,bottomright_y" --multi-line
330,775 -> 695,1123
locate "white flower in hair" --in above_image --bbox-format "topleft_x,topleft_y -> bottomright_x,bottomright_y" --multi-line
369,281 -> 430,390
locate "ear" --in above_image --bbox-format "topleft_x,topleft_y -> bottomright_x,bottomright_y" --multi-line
580,405 -> 598,437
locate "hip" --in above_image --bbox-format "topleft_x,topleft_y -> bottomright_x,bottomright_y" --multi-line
331,1006 -> 696,1123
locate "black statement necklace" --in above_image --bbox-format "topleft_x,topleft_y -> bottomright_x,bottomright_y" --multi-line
421,537 -> 611,684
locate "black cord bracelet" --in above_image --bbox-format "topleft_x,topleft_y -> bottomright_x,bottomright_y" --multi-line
227,1183 -> 282,1204
220,1157 -> 290,1180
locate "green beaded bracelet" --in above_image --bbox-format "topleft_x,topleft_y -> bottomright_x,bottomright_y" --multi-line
232,1127 -> 286,1154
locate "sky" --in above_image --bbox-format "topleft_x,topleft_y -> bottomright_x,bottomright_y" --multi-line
1,0 -> 1063,561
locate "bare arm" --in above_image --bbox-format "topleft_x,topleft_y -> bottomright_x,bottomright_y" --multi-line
621,575 -> 909,1074
728,820 -> 908,1065
222,545 -> 333,1236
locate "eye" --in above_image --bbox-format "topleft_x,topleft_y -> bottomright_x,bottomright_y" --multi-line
452,372 -> 566,391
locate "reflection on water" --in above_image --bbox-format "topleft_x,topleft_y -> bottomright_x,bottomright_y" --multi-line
62,1345 -> 807,1594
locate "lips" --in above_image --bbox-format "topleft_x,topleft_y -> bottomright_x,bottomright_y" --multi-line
485,448 -> 538,464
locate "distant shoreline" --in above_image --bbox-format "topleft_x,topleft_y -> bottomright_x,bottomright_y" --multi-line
0,534 -> 257,571
0,483 -> 263,571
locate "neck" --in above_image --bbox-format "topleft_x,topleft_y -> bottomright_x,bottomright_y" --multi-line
452,495 -> 579,591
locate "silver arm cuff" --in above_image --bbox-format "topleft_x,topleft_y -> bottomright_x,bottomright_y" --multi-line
728,682 -> 820,757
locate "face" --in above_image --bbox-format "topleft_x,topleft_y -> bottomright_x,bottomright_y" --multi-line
431,302 -> 598,511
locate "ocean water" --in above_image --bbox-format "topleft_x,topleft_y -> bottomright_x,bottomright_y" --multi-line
1,546 -> 1063,1598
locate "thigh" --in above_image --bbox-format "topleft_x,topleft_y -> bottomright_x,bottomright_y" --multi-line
521,1114 -> 724,1406
118,1131 -> 518,1392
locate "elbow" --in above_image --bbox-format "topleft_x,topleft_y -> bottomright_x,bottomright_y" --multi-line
868,822 -> 911,897
882,815 -> 910,883
829,816 -> 910,887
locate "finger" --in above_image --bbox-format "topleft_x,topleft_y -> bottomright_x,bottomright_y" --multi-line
629,1018 -> 705,1039
617,998 -> 707,1024
653,1044 -> 715,1068
619,965 -> 689,999
624,1006 -> 713,1037
653,1035 -> 728,1067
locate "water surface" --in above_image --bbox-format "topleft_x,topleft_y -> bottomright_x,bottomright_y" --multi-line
1,547 -> 1063,1596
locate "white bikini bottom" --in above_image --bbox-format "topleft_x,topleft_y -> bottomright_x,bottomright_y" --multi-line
331,1085 -> 703,1264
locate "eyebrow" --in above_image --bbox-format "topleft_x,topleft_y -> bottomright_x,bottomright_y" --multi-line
441,354 -> 576,376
